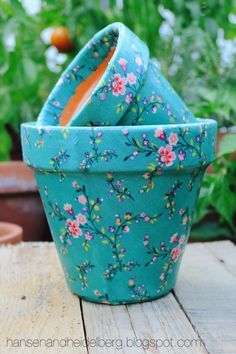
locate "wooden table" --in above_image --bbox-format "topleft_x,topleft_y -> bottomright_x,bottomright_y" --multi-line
0,241 -> 235,354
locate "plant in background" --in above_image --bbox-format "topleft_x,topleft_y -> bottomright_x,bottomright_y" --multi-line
192,134 -> 236,240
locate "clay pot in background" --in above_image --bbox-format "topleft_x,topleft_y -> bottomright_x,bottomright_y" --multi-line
0,222 -> 23,245
0,161 -> 51,241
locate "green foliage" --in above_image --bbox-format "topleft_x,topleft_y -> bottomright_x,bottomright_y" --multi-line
193,134 -> 236,240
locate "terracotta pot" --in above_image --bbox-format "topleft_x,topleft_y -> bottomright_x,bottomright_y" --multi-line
37,22 -> 196,127
0,161 -> 51,241
0,222 -> 23,245
21,118 -> 216,304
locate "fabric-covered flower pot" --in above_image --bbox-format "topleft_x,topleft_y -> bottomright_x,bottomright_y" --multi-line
37,22 -> 196,127
21,119 -> 216,304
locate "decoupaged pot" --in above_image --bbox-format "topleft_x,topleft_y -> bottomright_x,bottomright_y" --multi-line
37,22 -> 196,127
21,119 -> 216,304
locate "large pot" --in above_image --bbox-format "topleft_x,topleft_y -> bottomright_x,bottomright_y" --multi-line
0,161 -> 51,241
21,119 -> 216,304
37,23 -> 196,127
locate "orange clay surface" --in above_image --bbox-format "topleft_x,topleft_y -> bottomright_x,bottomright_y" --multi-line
60,48 -> 115,125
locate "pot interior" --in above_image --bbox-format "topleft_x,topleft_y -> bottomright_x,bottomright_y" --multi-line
60,26 -> 119,126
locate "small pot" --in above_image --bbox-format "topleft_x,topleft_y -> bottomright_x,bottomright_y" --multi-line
0,222 -> 23,245
37,23 -> 196,127
21,119 -> 216,304
0,161 -> 51,241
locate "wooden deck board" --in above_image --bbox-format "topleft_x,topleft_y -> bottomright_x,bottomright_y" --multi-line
0,241 -> 235,354
174,241 -> 236,354
0,243 -> 87,354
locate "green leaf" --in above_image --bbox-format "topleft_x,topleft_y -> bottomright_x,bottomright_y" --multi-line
218,134 -> 236,156
211,180 -> 236,229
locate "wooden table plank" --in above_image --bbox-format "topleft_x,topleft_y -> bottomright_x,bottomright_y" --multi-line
0,243 -> 87,354
126,294 -> 208,354
1,241 -> 235,354
205,240 -> 236,277
81,301 -> 140,354
82,293 -> 208,354
174,241 -> 236,354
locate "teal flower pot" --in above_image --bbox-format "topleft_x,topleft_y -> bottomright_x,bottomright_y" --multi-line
38,22 -> 195,127
21,119 -> 216,304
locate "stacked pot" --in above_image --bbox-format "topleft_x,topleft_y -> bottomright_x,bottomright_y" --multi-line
21,23 -> 217,304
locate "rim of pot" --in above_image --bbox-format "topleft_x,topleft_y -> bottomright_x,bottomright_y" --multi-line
37,22 -> 149,127
21,118 -> 217,173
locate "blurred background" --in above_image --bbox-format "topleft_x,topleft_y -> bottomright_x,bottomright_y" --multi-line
0,0 -> 235,243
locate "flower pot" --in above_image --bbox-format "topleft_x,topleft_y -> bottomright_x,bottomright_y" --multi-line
0,161 -> 51,241
21,119 -> 216,304
0,222 -> 23,245
37,23 -> 195,127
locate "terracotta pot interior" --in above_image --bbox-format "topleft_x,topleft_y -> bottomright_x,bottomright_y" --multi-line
60,47 -> 115,126
0,222 -> 23,244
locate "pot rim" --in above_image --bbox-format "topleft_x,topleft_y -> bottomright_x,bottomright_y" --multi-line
21,118 -> 217,173
37,22 -> 149,127
0,222 -> 23,244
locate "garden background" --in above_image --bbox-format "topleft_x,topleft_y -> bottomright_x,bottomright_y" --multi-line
0,0 -> 235,241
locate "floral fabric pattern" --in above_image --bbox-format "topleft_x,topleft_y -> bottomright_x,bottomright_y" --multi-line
37,23 -> 196,128
21,119 -> 216,304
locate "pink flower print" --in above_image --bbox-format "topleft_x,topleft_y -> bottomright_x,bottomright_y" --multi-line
53,100 -> 61,107
85,231 -> 94,241
143,240 -> 149,247
128,277 -> 135,287
154,128 -> 166,140
97,132 -> 103,137
76,213 -> 87,225
160,273 -> 165,280
67,219 -> 82,238
64,203 -> 74,215
171,246 -> 181,262
182,216 -> 188,225
158,145 -> 176,167
168,133 -> 178,146
135,56 -> 142,66
94,289 -> 101,296
122,128 -> 129,136
151,106 -> 157,113
122,225 -> 130,233
170,233 -> 178,243
127,72 -> 137,85
133,150 -> 138,156
100,93 -> 106,100
125,93 -> 133,104
178,149 -> 186,161
118,58 -> 127,72
179,235 -> 185,245
72,181 -> 79,188
112,74 -> 127,96
78,195 -> 87,205
179,208 -> 185,215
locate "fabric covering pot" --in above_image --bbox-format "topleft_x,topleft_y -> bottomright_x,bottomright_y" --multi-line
21,119 -> 216,304
37,22 -> 196,127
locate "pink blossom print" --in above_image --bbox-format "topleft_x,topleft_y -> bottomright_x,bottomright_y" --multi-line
158,145 -> 176,167
112,74 -> 127,96
67,219 -> 82,238
135,56 -> 142,66
118,58 -> 127,72
76,213 -> 87,225
168,133 -> 178,145
127,72 -> 137,85
171,246 -> 181,262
